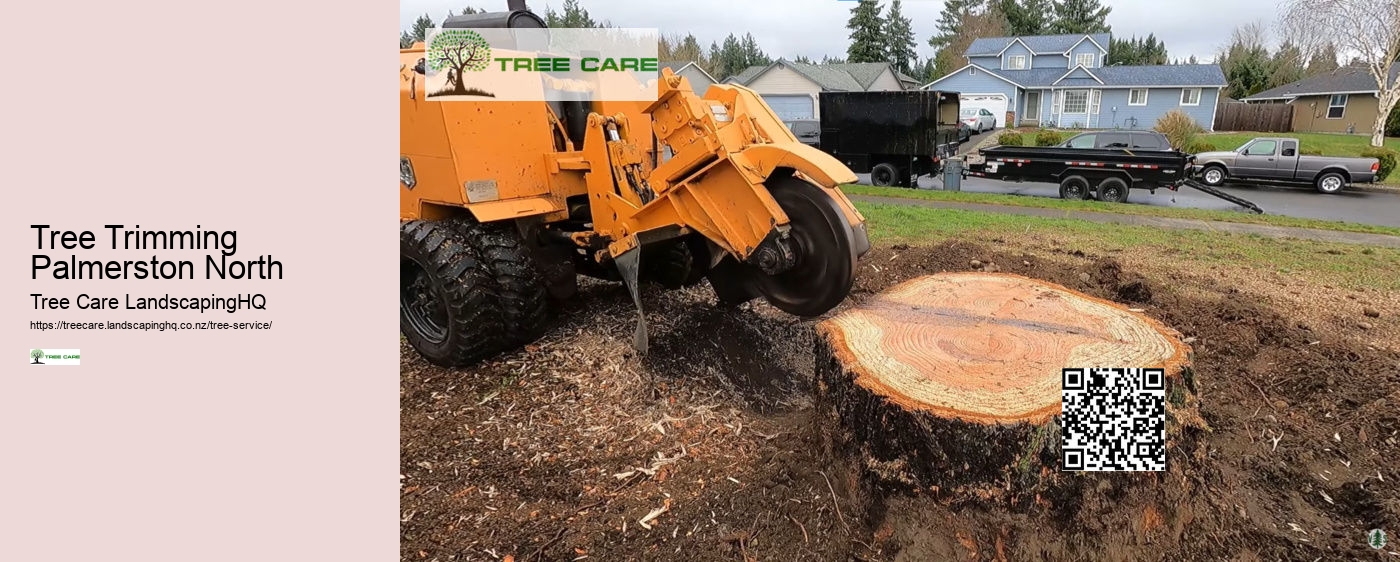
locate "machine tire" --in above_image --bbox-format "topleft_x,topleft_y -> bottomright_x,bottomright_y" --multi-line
871,163 -> 899,187
400,220 -> 503,366
1314,171 -> 1347,194
1059,175 -> 1091,200
455,218 -> 550,347
644,237 -> 705,289
1096,177 -> 1130,203
1200,165 -> 1227,186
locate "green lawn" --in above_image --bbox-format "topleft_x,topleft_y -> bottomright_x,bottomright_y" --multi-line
842,184 -> 1400,237
856,201 -> 1400,291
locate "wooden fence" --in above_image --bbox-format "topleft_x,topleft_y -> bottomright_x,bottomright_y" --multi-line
1213,103 -> 1294,132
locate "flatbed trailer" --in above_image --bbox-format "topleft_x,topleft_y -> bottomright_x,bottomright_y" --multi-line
963,144 -> 1264,213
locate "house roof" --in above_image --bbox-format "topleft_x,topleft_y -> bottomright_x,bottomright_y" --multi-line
726,60 -> 902,91
726,64 -> 766,84
966,33 -> 1111,57
659,60 -> 719,84
953,63 -> 1227,88
1243,64 -> 1400,101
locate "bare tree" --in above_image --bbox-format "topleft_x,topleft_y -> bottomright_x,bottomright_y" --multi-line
1282,0 -> 1400,146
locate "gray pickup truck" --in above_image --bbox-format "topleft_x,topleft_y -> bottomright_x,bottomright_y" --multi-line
1192,137 -> 1380,193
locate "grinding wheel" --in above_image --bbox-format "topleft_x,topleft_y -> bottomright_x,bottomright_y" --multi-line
753,178 -> 858,317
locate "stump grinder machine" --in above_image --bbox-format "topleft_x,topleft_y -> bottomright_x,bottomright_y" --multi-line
399,1 -> 870,366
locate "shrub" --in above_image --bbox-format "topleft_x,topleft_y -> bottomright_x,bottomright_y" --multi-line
1386,103 -> 1400,137
1183,140 -> 1217,154
1034,129 -> 1064,146
997,131 -> 1024,146
1152,110 -> 1205,149
1360,147 -> 1397,182
1300,147 -> 1323,156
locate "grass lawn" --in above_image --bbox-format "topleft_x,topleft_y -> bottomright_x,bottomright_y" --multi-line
855,201 -> 1400,291
841,184 -> 1400,237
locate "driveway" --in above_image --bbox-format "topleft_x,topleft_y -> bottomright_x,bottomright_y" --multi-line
854,173 -> 1400,229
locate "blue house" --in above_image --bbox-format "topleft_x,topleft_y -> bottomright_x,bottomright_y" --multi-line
924,34 -> 1227,131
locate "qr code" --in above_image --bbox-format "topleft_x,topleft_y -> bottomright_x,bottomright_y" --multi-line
1061,367 -> 1166,471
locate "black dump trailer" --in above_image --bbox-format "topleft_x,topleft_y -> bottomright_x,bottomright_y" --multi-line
964,145 -> 1264,212
819,90 -> 962,188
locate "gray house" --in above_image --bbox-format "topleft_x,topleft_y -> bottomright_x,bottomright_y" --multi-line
659,61 -> 718,93
722,60 -> 909,120
924,34 -> 1227,130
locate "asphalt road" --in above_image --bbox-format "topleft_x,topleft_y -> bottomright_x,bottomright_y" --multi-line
853,128 -> 1400,228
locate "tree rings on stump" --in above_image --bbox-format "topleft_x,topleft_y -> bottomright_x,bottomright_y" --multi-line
815,273 -> 1197,507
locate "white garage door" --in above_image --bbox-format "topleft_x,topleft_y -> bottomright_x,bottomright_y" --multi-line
960,94 -> 1009,127
761,94 -> 815,120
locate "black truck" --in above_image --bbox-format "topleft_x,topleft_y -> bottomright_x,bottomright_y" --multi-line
819,91 -> 963,188
963,141 -> 1265,212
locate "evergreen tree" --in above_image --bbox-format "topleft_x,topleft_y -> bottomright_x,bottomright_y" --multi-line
1107,34 -> 1168,65
741,33 -> 772,67
1217,25 -> 1272,99
1268,42 -> 1306,89
846,0 -> 887,63
821,54 -> 848,64
1050,0 -> 1111,34
1304,43 -> 1339,76
998,0 -> 1050,36
410,14 -> 436,45
884,0 -> 918,73
544,0 -> 597,28
930,0 -> 984,49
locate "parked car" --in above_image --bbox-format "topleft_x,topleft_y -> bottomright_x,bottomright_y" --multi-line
1059,131 -> 1173,151
784,119 -> 820,148
957,121 -> 973,142
1192,137 -> 1380,193
960,108 -> 997,133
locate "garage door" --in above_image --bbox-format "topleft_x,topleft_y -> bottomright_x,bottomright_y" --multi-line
761,94 -> 815,120
959,94 -> 1009,127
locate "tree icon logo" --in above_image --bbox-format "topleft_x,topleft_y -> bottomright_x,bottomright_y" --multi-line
31,349 -> 44,364
426,29 -> 497,98
1369,528 -> 1388,550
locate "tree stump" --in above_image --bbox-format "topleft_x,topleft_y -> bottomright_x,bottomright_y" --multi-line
815,273 -> 1197,506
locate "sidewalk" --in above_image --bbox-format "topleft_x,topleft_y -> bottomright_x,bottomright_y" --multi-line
849,194 -> 1400,248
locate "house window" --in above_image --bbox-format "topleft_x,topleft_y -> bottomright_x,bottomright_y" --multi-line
1008,55 -> 1027,70
1090,90 -> 1101,115
1063,90 -> 1089,113
1128,89 -> 1148,106
1075,53 -> 1095,68
1180,88 -> 1201,106
1327,94 -> 1348,119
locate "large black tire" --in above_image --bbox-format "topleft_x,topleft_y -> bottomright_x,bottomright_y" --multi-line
455,219 -> 550,347
1200,164 -> 1227,187
643,237 -> 706,289
1059,175 -> 1091,200
1096,176 -> 1130,203
400,220 -> 504,366
871,163 -> 899,187
1314,171 -> 1347,194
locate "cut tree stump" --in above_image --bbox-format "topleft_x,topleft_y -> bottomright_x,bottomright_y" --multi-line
815,273 -> 1197,506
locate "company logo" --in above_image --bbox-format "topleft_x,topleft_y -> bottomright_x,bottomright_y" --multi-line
427,29 -> 496,97
29,348 -> 80,366
1369,528 -> 1388,550
417,28 -> 660,102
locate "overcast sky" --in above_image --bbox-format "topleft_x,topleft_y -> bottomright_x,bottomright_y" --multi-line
399,0 -> 1283,64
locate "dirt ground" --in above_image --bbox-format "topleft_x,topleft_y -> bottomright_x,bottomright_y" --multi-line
401,238 -> 1400,561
